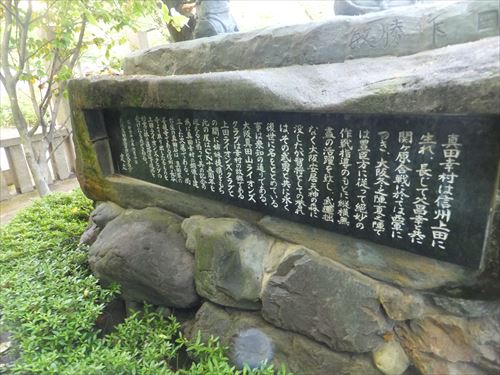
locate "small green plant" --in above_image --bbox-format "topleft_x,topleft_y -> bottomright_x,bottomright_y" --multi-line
0,190 -> 292,374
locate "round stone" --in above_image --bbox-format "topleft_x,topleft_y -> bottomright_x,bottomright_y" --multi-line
231,328 -> 274,369
373,340 -> 410,375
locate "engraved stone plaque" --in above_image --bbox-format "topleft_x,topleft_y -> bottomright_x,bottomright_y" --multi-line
88,109 -> 499,268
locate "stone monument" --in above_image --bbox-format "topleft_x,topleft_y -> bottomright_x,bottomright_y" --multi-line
70,1 -> 500,374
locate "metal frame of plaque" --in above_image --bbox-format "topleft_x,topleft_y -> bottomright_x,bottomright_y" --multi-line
84,108 -> 499,269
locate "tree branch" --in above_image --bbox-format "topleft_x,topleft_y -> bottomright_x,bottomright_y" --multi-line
68,15 -> 87,72
26,62 -> 43,137
51,15 -> 87,116
24,40 -> 51,62
1,0 -> 13,82
45,129 -> 72,163
0,72 -> 6,88
0,1 -> 23,25
39,50 -> 59,114
14,0 -> 32,81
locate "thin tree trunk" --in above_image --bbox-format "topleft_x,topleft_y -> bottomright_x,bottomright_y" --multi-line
1,0 -> 50,196
22,136 -> 51,196
5,82 -> 51,196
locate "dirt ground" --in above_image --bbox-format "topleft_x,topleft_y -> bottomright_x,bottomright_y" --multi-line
0,178 -> 80,226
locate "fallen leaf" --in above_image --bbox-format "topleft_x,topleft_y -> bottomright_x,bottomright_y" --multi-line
383,332 -> 394,342
0,341 -> 11,354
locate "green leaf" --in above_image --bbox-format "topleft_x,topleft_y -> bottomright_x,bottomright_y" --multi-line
170,8 -> 190,32
161,3 -> 171,24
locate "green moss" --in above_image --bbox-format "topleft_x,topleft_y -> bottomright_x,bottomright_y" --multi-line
70,104 -> 114,202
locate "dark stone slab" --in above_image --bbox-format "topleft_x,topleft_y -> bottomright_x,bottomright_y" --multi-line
85,108 -> 499,269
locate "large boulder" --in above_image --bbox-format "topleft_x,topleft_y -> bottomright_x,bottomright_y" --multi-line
88,207 -> 199,308
182,216 -> 273,310
188,302 -> 381,375
124,1 -> 499,76
261,248 -> 394,353
79,222 -> 100,246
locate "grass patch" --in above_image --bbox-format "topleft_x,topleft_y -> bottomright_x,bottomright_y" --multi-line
0,190 -> 291,375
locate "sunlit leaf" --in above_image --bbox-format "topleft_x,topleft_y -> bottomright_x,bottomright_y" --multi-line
170,8 -> 190,32
161,3 -> 171,24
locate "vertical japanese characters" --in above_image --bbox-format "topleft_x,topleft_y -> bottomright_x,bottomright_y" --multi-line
372,131 -> 390,236
117,113 -> 464,253
431,134 -> 462,250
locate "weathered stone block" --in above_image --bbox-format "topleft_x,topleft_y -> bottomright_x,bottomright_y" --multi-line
259,215 -> 474,291
88,207 -> 199,308
182,216 -> 273,310
0,171 -> 11,201
430,295 -> 500,318
5,145 -> 33,194
51,136 -> 71,180
261,248 -> 394,353
378,287 -> 437,321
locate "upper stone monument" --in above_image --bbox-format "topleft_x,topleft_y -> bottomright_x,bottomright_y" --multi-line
70,2 -> 500,374
124,1 -> 499,76
71,0 -> 499,279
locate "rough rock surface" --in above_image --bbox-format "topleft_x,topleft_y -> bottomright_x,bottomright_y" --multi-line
430,295 -> 500,318
182,216 -> 273,310
395,314 -> 500,375
80,202 -> 124,246
124,1 -> 499,76
372,340 -> 410,375
72,36 -> 500,119
378,288 -> 435,321
483,193 -> 500,280
261,248 -> 394,353
188,302 -> 381,375
91,201 -> 123,228
259,216 -> 474,291
79,222 -> 100,246
88,207 -> 199,308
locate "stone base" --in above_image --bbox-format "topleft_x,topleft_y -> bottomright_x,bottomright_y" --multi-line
82,203 -> 500,375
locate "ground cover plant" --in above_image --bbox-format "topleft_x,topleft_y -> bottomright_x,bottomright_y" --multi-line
0,190 -> 290,374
